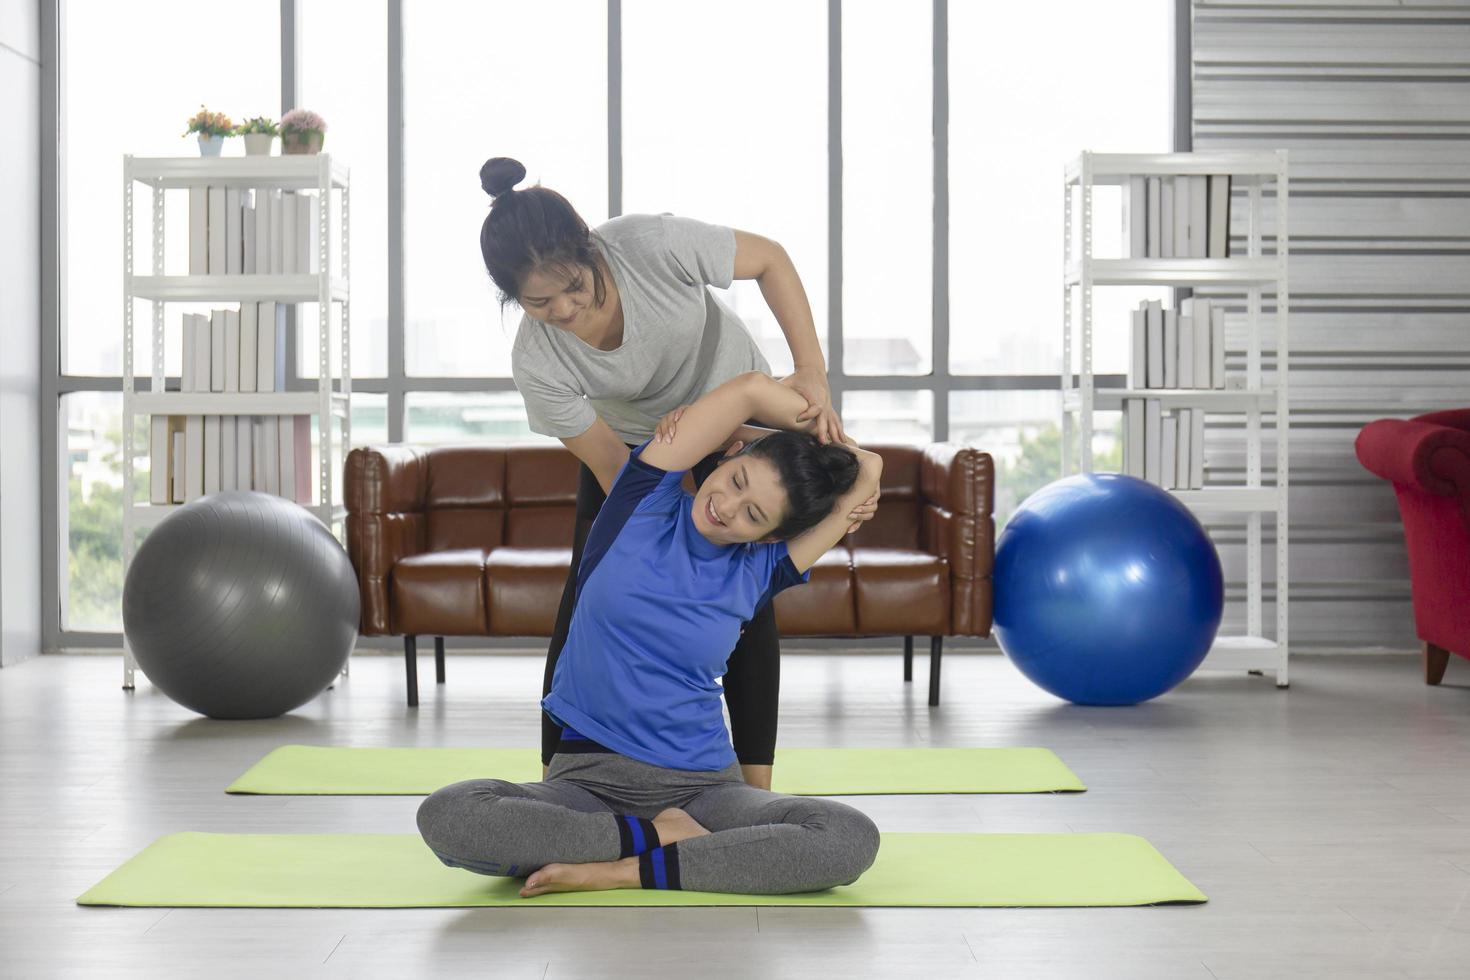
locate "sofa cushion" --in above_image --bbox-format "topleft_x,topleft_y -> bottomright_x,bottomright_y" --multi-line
851,548 -> 950,636
392,549 -> 489,636
774,548 -> 857,635
486,548 -> 574,637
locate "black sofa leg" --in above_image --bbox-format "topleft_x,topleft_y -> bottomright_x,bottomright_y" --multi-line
928,636 -> 944,707
404,635 -> 419,708
903,635 -> 914,682
435,636 -> 446,684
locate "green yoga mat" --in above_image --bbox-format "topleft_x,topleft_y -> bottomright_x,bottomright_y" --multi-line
76,832 -> 1203,908
226,746 -> 1086,796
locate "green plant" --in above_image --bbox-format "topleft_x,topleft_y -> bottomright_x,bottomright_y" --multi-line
184,105 -> 234,138
235,115 -> 278,136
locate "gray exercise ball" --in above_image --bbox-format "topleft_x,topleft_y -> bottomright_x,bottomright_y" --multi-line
122,491 -> 360,719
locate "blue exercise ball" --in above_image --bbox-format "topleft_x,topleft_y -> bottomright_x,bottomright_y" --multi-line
123,491 -> 360,719
992,473 -> 1224,705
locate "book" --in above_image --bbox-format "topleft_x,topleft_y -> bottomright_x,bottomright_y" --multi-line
256,301 -> 286,392
171,430 -> 186,504
203,415 -> 221,495
189,186 -> 208,275
1173,176 -> 1190,260
298,191 -> 319,274
224,309 -> 240,393
278,416 -> 295,502
262,415 -> 281,495
1207,174 -> 1231,258
225,187 -> 243,275
1189,176 -> 1208,259
256,189 -> 275,275
185,414 -> 205,502
1178,314 -> 1195,389
221,414 -> 237,492
293,415 -> 312,503
236,416 -> 253,491
269,191 -> 284,274
252,416 -> 269,492
1193,304 -> 1211,388
1162,310 -> 1178,389
149,416 -> 169,504
208,187 -> 226,275
1123,176 -> 1146,259
193,314 -> 211,394
1211,306 -> 1226,388
210,310 -> 225,392
242,192 -> 256,275
1160,176 -> 1174,258
1146,177 -> 1161,258
1124,397 -> 1145,479
1145,300 -> 1164,388
1128,305 -> 1146,389
1175,409 -> 1192,490
1190,408 -> 1206,489
240,303 -> 259,393
282,192 -> 298,276
1144,398 -> 1162,485
181,314 -> 196,392
1160,414 -> 1178,491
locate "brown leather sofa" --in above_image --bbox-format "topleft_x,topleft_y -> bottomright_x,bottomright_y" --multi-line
344,442 -> 994,708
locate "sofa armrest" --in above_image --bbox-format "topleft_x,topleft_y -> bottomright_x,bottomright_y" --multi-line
1355,418 -> 1470,499
918,444 -> 996,636
344,445 -> 432,635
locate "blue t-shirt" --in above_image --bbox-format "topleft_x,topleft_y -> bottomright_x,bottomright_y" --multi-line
541,442 -> 810,771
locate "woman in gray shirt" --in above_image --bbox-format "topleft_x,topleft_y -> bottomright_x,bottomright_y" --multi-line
479,157 -> 873,791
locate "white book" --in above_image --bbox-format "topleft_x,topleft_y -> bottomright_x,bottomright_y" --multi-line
256,301 -> 286,392
224,309 -> 240,393
242,193 -> 256,275
1123,176 -> 1147,259
1189,176 -> 1208,259
1146,177 -> 1161,258
181,314 -> 196,392
189,186 -> 208,275
150,416 -> 169,504
1211,306 -> 1226,388
1124,397 -> 1145,479
204,415 -> 221,495
1190,407 -> 1206,489
1160,414 -> 1178,491
210,310 -> 226,392
1162,310 -> 1178,389
193,314 -> 211,393
1160,176 -> 1174,258
225,188 -> 243,275
256,189 -> 275,274
236,416 -> 253,491
1208,174 -> 1231,258
240,303 -> 259,393
1178,314 -> 1195,389
185,414 -> 205,502
293,415 -> 312,504
1173,176 -> 1190,260
1145,300 -> 1164,388
298,192 -> 319,274
1144,399 -> 1162,486
1128,305 -> 1147,389
282,192 -> 298,276
278,416 -> 296,503
252,416 -> 268,492
208,187 -> 226,275
171,430 -> 186,504
1175,409 -> 1192,489
269,190 -> 284,274
262,416 -> 281,496
221,415 -> 237,491
1189,301 -> 1212,388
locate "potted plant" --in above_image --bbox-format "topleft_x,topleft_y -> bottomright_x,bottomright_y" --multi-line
236,116 -> 279,156
184,106 -> 234,157
279,108 -> 327,155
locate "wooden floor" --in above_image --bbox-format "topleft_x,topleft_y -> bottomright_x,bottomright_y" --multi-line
1,650 -> 1468,979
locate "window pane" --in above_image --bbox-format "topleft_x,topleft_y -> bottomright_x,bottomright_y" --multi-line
350,392 -> 389,448
623,0 -> 827,377
302,0 -> 389,378
842,390 -> 933,445
63,0 -> 280,377
63,392 -> 125,630
405,391 -> 558,446
949,391 -> 1121,524
405,1 -> 607,377
843,1 -> 931,377
948,1 -> 1172,377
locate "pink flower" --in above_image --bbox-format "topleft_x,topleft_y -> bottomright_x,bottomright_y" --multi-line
280,108 -> 327,134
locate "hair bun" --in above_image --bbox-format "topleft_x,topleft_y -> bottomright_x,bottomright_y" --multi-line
820,441 -> 861,489
481,157 -> 527,199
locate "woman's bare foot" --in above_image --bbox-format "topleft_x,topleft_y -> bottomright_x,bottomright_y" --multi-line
652,807 -> 712,846
520,856 -> 639,898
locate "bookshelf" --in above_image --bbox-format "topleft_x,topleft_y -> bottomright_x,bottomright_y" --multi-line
1062,150 -> 1289,686
120,154 -> 351,690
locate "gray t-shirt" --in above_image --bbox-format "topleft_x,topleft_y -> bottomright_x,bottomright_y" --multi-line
511,213 -> 772,444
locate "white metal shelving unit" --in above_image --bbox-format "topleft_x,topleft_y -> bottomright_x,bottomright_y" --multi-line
1062,150 -> 1289,686
120,154 -> 352,690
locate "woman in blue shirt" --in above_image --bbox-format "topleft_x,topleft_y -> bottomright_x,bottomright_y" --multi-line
417,371 -> 884,896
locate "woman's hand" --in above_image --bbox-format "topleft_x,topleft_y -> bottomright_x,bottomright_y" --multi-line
654,405 -> 690,444
782,365 -> 844,445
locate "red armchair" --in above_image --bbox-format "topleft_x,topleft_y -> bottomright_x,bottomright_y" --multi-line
1355,410 -> 1470,684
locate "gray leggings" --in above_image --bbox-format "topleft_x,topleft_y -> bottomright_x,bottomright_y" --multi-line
416,745 -> 881,895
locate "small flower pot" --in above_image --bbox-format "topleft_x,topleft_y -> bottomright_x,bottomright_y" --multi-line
243,133 -> 275,156
197,134 -> 225,157
281,130 -> 325,155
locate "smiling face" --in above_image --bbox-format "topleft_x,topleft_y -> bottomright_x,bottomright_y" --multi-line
691,453 -> 790,545
518,263 -> 600,330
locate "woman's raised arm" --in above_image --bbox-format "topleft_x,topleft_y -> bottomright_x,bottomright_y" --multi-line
638,373 -> 816,473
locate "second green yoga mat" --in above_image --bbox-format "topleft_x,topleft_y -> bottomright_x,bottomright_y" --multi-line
226,745 -> 1086,796
76,832 -> 1203,908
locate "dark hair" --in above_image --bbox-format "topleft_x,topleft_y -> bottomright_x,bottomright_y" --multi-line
478,156 -> 607,309
734,430 -> 862,540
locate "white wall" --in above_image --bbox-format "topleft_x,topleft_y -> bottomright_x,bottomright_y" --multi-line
0,0 -> 43,667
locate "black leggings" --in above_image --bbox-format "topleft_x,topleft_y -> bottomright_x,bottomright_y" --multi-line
541,449 -> 782,767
